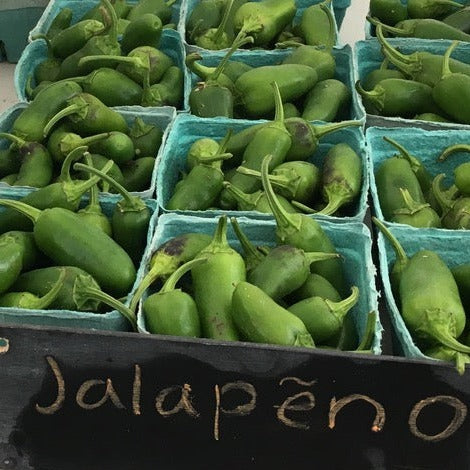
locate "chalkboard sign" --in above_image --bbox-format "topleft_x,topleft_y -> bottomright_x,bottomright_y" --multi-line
0,323 -> 469,470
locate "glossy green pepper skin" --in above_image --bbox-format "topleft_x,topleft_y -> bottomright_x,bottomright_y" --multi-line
12,81 -> 82,143
194,0 -> 234,50
248,245 -> 340,301
129,232 -> 212,313
299,1 -> 336,48
186,0 -> 225,39
144,258 -> 204,337
288,273 -> 342,304
130,118 -> 163,158
0,235 -> 25,295
232,281 -> 314,347
282,45 -> 336,82
192,216 -> 245,341
127,0 -> 176,25
360,59 -> 405,91
288,286 -> 359,344
407,0 -> 462,19
452,263 -> 470,313
142,66 -> 183,108
122,157 -> 156,192
369,0 -> 408,26
302,79 -> 351,122
375,156 -> 426,221
443,6 -> 470,33
121,13 -> 163,55
260,155 -> 347,296
45,7 -> 73,39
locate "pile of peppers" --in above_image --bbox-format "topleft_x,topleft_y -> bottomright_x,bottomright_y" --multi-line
28,0 -> 184,108
0,145 -> 156,331
167,83 -> 362,216
375,135 -> 470,229
357,27 -> 470,124
368,0 -> 470,41
185,0 -> 337,50
0,83 -> 163,192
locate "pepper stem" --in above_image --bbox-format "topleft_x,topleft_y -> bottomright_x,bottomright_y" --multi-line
0,132 -> 25,148
73,275 -> 137,331
217,129 -> 233,155
271,81 -> 285,125
455,352 -> 470,375
101,0 -> 118,44
438,144 -> 470,162
83,153 -> 100,211
431,174 -> 454,212
230,217 -> 265,265
326,286 -> 359,322
207,215 -> 230,250
317,187 -> 348,216
213,0 -> 234,44
0,199 -> 41,223
185,53 -> 214,81
367,16 -> 407,36
304,252 -> 341,265
383,136 -> 422,172
43,103 -> 85,138
73,162 -> 137,208
160,258 -> 206,293
379,58 -> 390,70
260,154 -> 299,231
313,119 -> 362,140
59,146 -> 89,182
355,80 -> 385,112
355,311 -> 377,352
237,166 -> 294,195
372,217 -> 408,270
78,54 -> 147,70
291,200 -> 316,213
441,40 -> 459,79
394,188 -> 430,215
320,1 -> 336,52
31,268 -> 66,309
222,182 -> 258,208
79,132 -> 112,147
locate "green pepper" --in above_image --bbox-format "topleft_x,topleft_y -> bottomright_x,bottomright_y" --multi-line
376,24 -> 470,87
74,162 -> 151,265
31,37 -> 62,84
237,161 -> 321,204
130,118 -> 163,158
222,182 -> 298,213
443,6 -> 470,32
284,118 -> 362,162
368,16 -> 470,41
369,0 -> 408,26
70,68 -> 143,107
299,1 -> 337,48
141,66 -> 183,107
232,281 -> 314,347
12,266 -> 101,312
433,41 -> 470,124
186,138 -> 220,170
12,81 -> 82,143
27,81 -> 54,101
186,52 -> 234,90
375,155 -> 426,221
452,263 -> 470,313
260,154 -> 347,295
80,0 -> 131,21
219,81 -> 292,209
288,273 -> 342,304
0,147 -> 114,234
127,0 -> 176,24
144,258 -> 205,337
391,188 -> 442,228
407,0 -> 462,19
432,174 -> 470,229
186,0 -> 225,39
0,268 -> 66,310
129,232 -> 212,313
302,79 -> 351,122
248,244 -> 340,301
167,132 -> 233,210
194,0 -> 235,50
383,136 -> 433,195
438,144 -> 470,190
0,231 -> 38,272
58,0 -> 121,79
0,235 -> 25,295
45,8 -> 73,39
122,157 -> 156,192
0,199 -> 136,297
235,63 -> 318,118
191,216 -> 245,341
360,58 -> 405,91
121,13 -> 162,55
223,60 -> 253,82
234,0 -> 296,47
0,133 -> 53,188
356,78 -> 439,118
414,112 -> 451,122
43,93 -> 129,138
86,132 -> 135,166
288,286 -> 359,345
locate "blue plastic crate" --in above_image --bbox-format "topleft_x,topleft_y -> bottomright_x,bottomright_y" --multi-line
0,194 -> 157,332
0,103 -> 176,199
136,212 -> 382,354
376,224 -> 470,360
15,29 -> 189,111
180,0 -> 340,54
367,125 -> 470,232
156,113 -> 369,222
29,0 -> 183,40
354,38 -> 470,129
185,43 -> 364,122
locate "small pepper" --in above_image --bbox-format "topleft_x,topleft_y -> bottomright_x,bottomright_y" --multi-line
122,157 -> 156,192
121,13 -> 163,55
45,7 -> 73,39
288,273 -> 341,304
299,0 -> 337,49
360,58 -> 405,91
443,6 -> 470,32
369,0 -> 408,26
452,263 -> 470,313
141,65 -> 183,108
407,0 -> 463,19
186,0 -> 225,39
0,235 -> 25,295
126,0 -> 177,25
130,117 -> 163,158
